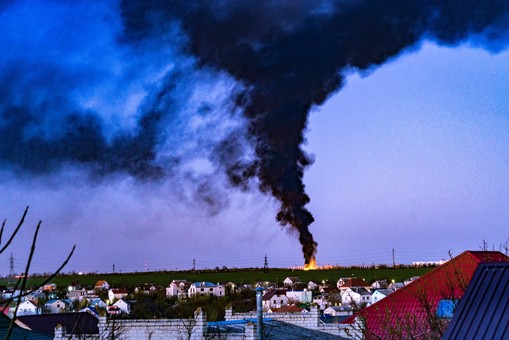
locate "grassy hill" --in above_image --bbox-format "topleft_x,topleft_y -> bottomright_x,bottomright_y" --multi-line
0,266 -> 434,289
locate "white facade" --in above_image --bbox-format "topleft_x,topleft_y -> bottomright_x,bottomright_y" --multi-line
45,299 -> 70,313
341,288 -> 360,306
108,289 -> 129,302
286,290 -> 312,304
371,289 -> 394,304
166,280 -> 189,298
16,301 -> 39,316
283,277 -> 301,288
262,290 -> 288,309
323,306 -> 353,317
113,299 -> 131,314
188,282 -> 224,298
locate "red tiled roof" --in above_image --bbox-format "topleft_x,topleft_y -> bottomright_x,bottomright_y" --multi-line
337,277 -> 370,288
111,289 -> 128,294
342,251 -> 509,339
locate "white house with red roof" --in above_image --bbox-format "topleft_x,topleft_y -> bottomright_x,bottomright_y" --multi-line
108,289 -> 129,302
94,280 -> 110,291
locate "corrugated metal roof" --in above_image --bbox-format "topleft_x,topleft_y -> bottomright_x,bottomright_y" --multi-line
443,262 -> 509,340
342,251 -> 509,339
207,319 -> 345,339
0,314 -> 52,339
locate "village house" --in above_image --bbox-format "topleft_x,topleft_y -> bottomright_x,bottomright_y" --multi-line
262,289 -> 288,310
286,290 -> 313,304
283,277 -> 302,289
94,280 -> 110,291
404,276 -> 420,285
42,283 -> 57,292
67,288 -> 88,302
165,279 -> 191,299
112,299 -> 131,314
312,293 -> 329,310
188,282 -> 225,298
336,277 -> 371,291
388,281 -> 405,290
323,305 -> 354,317
371,289 -> 395,303
108,288 -> 129,302
307,281 -> 319,291
15,300 -> 40,316
371,280 -> 389,290
45,299 -> 72,314
341,287 -> 372,306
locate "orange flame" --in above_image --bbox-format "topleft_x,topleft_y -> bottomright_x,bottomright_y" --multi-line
304,258 -> 316,271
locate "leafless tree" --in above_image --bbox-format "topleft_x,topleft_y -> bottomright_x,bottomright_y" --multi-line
0,207 -> 75,339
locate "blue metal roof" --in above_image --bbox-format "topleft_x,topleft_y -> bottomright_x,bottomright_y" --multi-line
193,281 -> 218,287
443,262 -> 509,339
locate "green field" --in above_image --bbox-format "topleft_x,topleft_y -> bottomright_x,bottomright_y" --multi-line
0,266 -> 434,289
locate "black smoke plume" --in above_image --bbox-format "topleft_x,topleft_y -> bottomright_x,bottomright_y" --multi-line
1,1 -> 508,265
120,0 -> 508,265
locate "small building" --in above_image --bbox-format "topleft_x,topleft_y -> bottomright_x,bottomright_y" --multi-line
341,287 -> 372,306
166,280 -> 191,299
112,299 -> 130,315
307,281 -> 319,291
336,277 -> 371,291
15,300 -> 40,316
188,282 -> 224,298
262,289 -> 288,310
45,299 -> 72,314
283,277 -> 302,289
371,289 -> 394,304
286,290 -> 313,304
324,305 -> 354,317
371,280 -> 389,290
108,289 -> 129,302
94,280 -> 110,291
67,289 -> 88,302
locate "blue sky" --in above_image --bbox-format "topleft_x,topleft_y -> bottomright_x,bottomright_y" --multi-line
0,1 -> 508,275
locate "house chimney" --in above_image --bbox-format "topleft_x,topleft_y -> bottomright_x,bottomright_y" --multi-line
256,287 -> 263,339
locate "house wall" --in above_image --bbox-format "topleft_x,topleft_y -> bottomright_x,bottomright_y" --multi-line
286,290 -> 312,303
95,309 -> 206,340
225,306 -> 358,337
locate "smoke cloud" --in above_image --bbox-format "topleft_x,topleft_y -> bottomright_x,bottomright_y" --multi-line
1,0 -> 508,264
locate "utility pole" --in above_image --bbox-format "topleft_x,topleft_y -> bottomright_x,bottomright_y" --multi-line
392,248 -> 396,267
9,253 -> 14,278
263,254 -> 269,272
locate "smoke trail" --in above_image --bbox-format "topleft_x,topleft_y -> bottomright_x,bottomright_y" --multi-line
1,1 -> 508,265
120,0 -> 509,264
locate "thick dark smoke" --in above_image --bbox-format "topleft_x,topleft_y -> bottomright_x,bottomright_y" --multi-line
120,0 -> 509,264
1,1 -> 508,265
